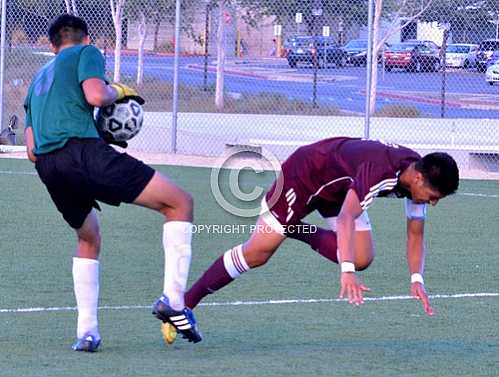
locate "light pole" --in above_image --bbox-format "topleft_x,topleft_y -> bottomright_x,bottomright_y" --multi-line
338,19 -> 344,45
440,23 -> 450,119
312,6 -> 322,108
203,0 -> 211,91
0,0 -> 6,131
364,0 -> 374,139
171,0 -> 181,153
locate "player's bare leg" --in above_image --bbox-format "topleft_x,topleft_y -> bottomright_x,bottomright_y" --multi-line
350,230 -> 374,271
72,209 -> 102,351
133,171 -> 193,222
133,171 -> 201,343
185,216 -> 286,310
287,221 -> 375,271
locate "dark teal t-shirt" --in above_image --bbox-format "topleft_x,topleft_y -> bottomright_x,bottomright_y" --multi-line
24,44 -> 107,154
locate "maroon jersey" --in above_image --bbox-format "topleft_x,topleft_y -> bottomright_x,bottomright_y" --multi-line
265,137 -> 420,227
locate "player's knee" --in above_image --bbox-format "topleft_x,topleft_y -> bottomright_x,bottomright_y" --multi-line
175,190 -> 193,220
82,231 -> 101,249
181,191 -> 194,213
161,190 -> 193,220
355,250 -> 374,271
77,232 -> 101,258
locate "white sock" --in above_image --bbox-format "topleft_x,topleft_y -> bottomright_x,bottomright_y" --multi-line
73,257 -> 100,340
223,245 -> 250,279
163,221 -> 192,310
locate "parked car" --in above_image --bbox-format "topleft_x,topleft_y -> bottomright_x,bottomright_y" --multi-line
286,36 -> 347,68
445,43 -> 479,68
342,39 -> 389,66
342,39 -> 368,66
384,42 -> 441,72
476,39 -> 499,72
485,62 -> 499,85
404,39 -> 441,52
486,50 -> 499,68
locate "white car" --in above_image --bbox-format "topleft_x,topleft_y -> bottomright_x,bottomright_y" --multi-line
486,62 -> 499,85
445,43 -> 479,68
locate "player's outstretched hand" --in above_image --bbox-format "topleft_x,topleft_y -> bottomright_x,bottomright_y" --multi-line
411,282 -> 434,316
110,83 -> 145,105
339,272 -> 370,306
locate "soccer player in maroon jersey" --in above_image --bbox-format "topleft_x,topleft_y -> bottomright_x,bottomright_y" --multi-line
169,137 -> 458,340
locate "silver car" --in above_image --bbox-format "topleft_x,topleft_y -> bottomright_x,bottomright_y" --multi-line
486,62 -> 499,86
445,43 -> 479,68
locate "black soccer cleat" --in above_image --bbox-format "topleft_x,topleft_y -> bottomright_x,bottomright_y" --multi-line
152,294 -> 202,343
72,334 -> 101,352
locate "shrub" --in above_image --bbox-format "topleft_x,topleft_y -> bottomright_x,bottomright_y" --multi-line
374,104 -> 421,118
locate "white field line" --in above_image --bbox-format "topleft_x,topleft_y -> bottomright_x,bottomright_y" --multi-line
459,192 -> 499,199
1,292 -> 498,314
0,170 -> 37,176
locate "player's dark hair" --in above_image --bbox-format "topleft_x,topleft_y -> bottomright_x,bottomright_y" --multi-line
48,14 -> 89,48
415,152 -> 459,196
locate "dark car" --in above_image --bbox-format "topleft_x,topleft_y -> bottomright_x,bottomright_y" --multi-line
342,39 -> 368,66
287,36 -> 347,68
403,39 -> 441,52
384,42 -> 441,72
476,40 -> 499,72
342,39 -> 390,66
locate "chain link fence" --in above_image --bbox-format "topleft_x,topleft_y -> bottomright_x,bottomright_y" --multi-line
1,0 -> 499,175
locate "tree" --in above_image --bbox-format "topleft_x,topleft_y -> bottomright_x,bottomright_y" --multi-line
368,0 -> 435,115
136,11 -> 146,85
131,0 -> 198,52
121,0 -> 200,85
64,0 -> 78,15
110,0 -> 126,82
123,0 -> 155,86
419,0 -> 499,42
13,0 -> 64,43
215,0 -> 226,110
238,0 -> 368,36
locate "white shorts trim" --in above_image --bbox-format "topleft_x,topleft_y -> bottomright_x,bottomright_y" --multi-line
260,198 -> 286,235
325,211 -> 371,232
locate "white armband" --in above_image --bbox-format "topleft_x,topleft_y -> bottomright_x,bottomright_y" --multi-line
341,262 -> 356,273
411,273 -> 424,284
405,198 -> 427,220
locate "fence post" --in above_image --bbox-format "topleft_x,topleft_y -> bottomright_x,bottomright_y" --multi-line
364,0 -> 374,140
171,0 -> 181,154
0,0 -> 7,131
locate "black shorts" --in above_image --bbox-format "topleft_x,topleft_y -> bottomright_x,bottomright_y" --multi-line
35,138 -> 155,229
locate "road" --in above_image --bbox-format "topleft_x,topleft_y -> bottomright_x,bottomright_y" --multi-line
107,54 -> 499,118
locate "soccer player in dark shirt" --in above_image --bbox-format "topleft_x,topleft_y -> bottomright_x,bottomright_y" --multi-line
24,14 -> 201,351
166,137 -> 459,342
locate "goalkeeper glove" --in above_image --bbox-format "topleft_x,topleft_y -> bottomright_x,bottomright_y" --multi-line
110,83 -> 145,105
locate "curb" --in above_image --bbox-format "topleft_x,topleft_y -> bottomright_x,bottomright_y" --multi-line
375,91 -> 499,110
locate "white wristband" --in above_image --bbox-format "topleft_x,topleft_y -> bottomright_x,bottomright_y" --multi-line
411,273 -> 424,284
341,262 -> 356,273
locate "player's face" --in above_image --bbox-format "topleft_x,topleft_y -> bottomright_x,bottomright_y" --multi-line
410,178 -> 443,206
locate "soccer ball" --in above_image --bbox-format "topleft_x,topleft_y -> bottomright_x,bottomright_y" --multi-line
95,98 -> 144,142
